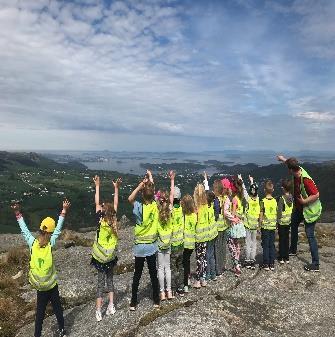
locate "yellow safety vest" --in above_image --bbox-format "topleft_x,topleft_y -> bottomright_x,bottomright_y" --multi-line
183,213 -> 197,249
234,196 -> 245,221
134,201 -> 158,244
245,197 -> 260,230
279,196 -> 293,226
261,198 -> 277,230
207,203 -> 218,240
216,196 -> 229,232
158,216 -> 173,250
29,240 -> 57,291
171,206 -> 184,247
195,205 -> 211,243
92,220 -> 118,263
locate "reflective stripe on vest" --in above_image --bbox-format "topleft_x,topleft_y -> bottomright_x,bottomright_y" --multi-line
134,201 -> 158,244
298,167 -> 322,223
245,197 -> 260,230
29,240 -> 57,291
171,206 -> 184,247
183,213 -> 197,249
92,221 -> 118,263
195,205 -> 211,243
279,196 -> 293,226
234,196 -> 245,221
158,217 -> 173,250
261,198 -> 277,230
207,203 -> 218,241
216,196 -> 229,231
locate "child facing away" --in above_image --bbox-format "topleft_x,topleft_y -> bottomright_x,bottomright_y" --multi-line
259,180 -> 278,271
244,175 -> 260,270
213,180 -> 230,276
156,171 -> 175,301
181,194 -> 197,293
91,175 -> 122,322
277,179 -> 293,264
193,183 -> 211,288
128,172 -> 160,310
12,200 -> 70,337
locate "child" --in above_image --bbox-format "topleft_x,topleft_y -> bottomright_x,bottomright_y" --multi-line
193,183 -> 210,288
181,194 -> 197,293
128,173 -> 160,310
12,200 -> 70,337
156,171 -> 175,300
244,175 -> 260,270
277,179 -> 293,264
222,178 -> 244,277
170,183 -> 185,296
259,180 -> 278,271
91,175 -> 121,322
213,180 -> 229,276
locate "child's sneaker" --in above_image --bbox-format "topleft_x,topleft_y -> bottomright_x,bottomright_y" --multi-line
250,260 -> 256,270
304,264 -> 320,272
269,264 -> 275,271
106,303 -> 116,316
211,274 -> 217,281
285,259 -> 290,264
184,286 -> 189,293
176,288 -> 185,297
58,329 -> 67,337
261,264 -> 270,271
96,310 -> 102,322
279,259 -> 285,265
160,291 -> 166,301
200,280 -> 207,287
193,280 -> 201,289
234,267 -> 241,277
244,260 -> 251,269
129,303 -> 136,311
166,290 -> 174,300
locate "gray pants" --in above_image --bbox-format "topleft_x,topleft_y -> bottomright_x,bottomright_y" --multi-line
171,247 -> 184,290
97,268 -> 114,298
214,229 -> 228,275
157,249 -> 172,292
245,229 -> 257,261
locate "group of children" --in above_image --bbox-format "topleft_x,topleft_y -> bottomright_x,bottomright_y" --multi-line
13,167 -> 306,336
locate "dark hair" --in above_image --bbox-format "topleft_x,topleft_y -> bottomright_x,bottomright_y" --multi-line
181,194 -> 195,215
142,182 -> 155,202
281,178 -> 292,193
264,180 -> 274,194
213,180 -> 223,197
286,157 -> 300,172
206,190 -> 216,206
233,178 -> 244,200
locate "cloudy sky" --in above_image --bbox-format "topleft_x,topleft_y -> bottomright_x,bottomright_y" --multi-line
0,0 -> 334,152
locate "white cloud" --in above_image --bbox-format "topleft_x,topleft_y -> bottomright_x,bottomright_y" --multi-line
296,111 -> 335,122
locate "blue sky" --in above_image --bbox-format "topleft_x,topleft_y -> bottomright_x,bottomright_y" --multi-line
0,0 -> 334,151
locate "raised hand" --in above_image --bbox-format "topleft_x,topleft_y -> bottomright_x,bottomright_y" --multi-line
146,170 -> 153,183
248,175 -> 254,184
62,199 -> 71,211
277,155 -> 287,162
203,171 -> 208,179
93,175 -> 100,186
237,174 -> 242,181
169,170 -> 176,180
11,203 -> 20,213
112,178 -> 122,189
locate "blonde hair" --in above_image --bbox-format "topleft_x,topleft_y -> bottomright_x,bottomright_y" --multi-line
37,231 -> 51,248
157,190 -> 171,225
142,181 -> 155,203
213,180 -> 223,197
103,202 -> 118,236
193,183 -> 207,210
181,194 -> 195,215
264,180 -> 274,195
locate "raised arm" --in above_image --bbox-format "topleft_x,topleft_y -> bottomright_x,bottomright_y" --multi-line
112,178 -> 122,213
277,155 -> 288,163
147,170 -> 154,184
93,175 -> 102,213
50,199 -> 70,247
203,171 -> 209,191
238,174 -> 249,201
128,179 -> 146,205
11,204 -> 35,248
169,170 -> 175,205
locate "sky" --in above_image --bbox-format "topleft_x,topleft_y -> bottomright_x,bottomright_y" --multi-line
0,0 -> 334,152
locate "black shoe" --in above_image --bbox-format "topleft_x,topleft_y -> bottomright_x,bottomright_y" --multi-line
176,288 -> 185,297
289,251 -> 297,256
59,329 -> 67,337
250,261 -> 256,270
269,264 -> 275,271
304,264 -> 320,272
261,264 -> 270,271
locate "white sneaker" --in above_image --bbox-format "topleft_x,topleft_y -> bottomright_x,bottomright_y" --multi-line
96,310 -> 102,322
184,286 -> 189,293
106,303 -> 116,316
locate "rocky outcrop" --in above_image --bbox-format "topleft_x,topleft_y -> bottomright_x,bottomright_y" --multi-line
10,224 -> 335,337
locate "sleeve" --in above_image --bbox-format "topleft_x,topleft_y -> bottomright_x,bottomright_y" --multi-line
303,178 -> 319,196
17,214 -> 35,249
223,198 -> 236,223
133,201 -> 142,225
203,179 -> 209,191
242,183 -> 249,201
213,198 -> 220,221
50,214 -> 65,247
276,197 -> 284,223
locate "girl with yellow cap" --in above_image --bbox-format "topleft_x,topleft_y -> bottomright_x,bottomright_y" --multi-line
12,199 -> 70,337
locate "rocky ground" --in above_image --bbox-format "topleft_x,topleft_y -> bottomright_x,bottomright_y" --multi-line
0,224 -> 334,337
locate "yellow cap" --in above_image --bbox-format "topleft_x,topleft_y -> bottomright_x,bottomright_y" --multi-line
40,217 -> 56,233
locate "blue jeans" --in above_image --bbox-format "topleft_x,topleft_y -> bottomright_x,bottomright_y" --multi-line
290,209 -> 319,265
206,239 -> 216,278
261,229 -> 275,265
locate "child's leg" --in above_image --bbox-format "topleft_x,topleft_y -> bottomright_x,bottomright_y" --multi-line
261,230 -> 269,265
251,230 -> 257,261
222,229 -> 228,269
195,243 -> 206,281
245,229 -> 251,261
235,239 -> 241,266
183,248 -> 193,286
175,249 -> 184,290
34,290 -> 51,337
146,254 -> 160,305
209,239 -> 216,277
227,237 -> 238,268
278,225 -> 284,260
49,285 -> 65,332
165,251 -> 172,292
269,230 -> 276,265
283,226 -> 290,260
157,251 -> 166,292
214,231 -> 224,275
96,270 -> 105,309
131,256 -> 145,306
106,267 -> 115,304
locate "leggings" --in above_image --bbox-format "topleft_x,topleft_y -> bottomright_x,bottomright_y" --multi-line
35,284 -> 64,337
96,267 -> 114,298
157,249 -> 171,292
183,248 -> 194,287
195,242 -> 207,281
227,237 -> 241,268
131,254 -> 159,306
